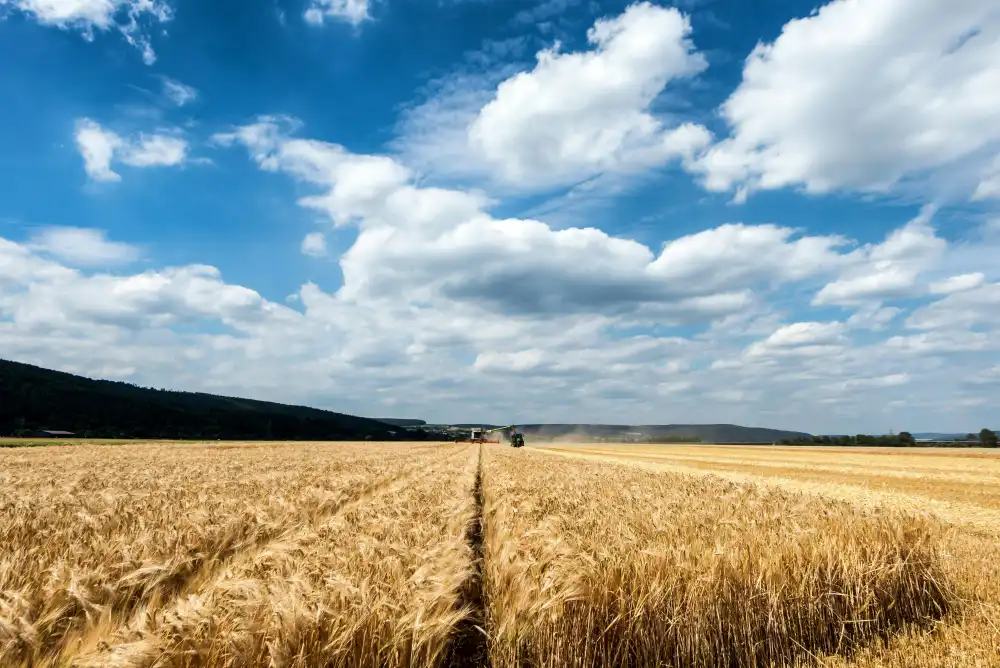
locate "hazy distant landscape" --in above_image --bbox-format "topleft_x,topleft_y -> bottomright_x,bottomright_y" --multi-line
2,358 -> 812,443
7,359 -> 995,447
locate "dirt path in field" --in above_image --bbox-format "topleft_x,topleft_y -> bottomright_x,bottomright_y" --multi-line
63,444 -> 473,668
534,446 -> 1000,536
445,444 -> 488,668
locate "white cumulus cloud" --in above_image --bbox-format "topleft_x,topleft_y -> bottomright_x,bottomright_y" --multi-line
929,272 -> 986,295
28,226 -> 140,266
3,0 -> 173,64
468,1 -> 710,189
813,207 -> 946,306
906,282 -> 1000,331
304,0 -> 369,26
744,321 -> 847,360
75,119 -> 123,182
973,156 -> 1000,201
764,321 -> 847,348
2,215 -> 998,431
301,232 -> 328,257
74,118 -> 188,182
692,0 -> 1000,201
216,117 -> 850,322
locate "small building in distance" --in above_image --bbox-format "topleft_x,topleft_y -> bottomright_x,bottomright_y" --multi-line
29,430 -> 76,438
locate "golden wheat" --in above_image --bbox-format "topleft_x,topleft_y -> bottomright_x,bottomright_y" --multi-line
0,442 -> 450,666
73,444 -> 479,668
540,443 -> 1000,667
540,443 -> 1000,509
483,447 -> 952,668
0,440 -> 982,667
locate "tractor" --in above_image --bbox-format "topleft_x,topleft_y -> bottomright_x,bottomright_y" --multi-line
493,425 -> 525,447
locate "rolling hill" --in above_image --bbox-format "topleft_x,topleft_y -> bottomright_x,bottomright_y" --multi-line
375,418 -> 428,427
2,358 -> 814,444
0,359 -> 398,441
515,423 -> 812,443
442,423 -> 812,443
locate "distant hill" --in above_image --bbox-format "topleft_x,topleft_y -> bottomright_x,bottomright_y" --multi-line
0,359 -> 398,441
516,423 -> 810,443
912,432 -> 969,440
440,423 -> 811,443
375,418 -> 427,427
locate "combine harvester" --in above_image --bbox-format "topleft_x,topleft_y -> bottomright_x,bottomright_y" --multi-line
456,425 -> 525,447
456,426 -> 500,445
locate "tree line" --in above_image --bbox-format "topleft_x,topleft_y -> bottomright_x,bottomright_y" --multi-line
779,429 -> 998,447
1,359 -> 398,441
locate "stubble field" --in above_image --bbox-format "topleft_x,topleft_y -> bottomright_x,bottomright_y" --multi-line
0,440 -> 997,667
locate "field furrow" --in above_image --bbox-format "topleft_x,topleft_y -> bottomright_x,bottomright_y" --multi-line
484,447 -> 953,668
72,444 -> 480,668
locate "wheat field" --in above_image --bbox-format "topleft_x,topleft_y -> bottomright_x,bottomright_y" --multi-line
539,443 -> 1000,667
0,440 -> 995,667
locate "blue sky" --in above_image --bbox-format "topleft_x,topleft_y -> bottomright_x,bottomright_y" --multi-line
1,0 -> 999,433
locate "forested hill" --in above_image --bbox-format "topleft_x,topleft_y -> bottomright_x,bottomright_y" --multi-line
516,423 -> 812,443
375,418 -> 427,427
0,359 -> 397,440
447,423 -> 811,443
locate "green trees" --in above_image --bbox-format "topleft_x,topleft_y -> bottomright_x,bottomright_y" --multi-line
1,359 -> 396,441
780,430 -> 996,448
783,433 -> 914,446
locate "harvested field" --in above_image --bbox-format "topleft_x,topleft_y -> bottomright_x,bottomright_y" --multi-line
0,440 -> 986,667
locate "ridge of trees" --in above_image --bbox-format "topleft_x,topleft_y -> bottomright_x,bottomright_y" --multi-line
1,359 -> 398,441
